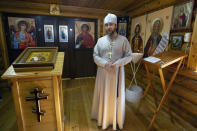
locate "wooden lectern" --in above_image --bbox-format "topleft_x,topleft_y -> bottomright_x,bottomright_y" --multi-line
1,52 -> 65,131
136,51 -> 188,130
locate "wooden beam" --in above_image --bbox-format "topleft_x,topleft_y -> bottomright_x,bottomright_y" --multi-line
123,0 -> 153,13
126,0 -> 188,17
188,13 -> 197,71
0,0 -> 107,40
0,1 -> 122,18
0,13 -> 9,68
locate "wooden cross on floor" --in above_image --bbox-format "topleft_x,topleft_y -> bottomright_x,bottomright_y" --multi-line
26,87 -> 48,122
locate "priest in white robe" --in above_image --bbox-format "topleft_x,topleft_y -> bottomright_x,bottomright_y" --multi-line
91,13 -> 133,130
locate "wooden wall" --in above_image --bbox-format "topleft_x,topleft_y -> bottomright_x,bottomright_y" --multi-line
125,0 -> 197,129
126,0 -> 193,17
125,64 -> 197,129
127,0 -> 197,70
188,13 -> 197,71
0,13 -> 9,88
0,1 -> 122,37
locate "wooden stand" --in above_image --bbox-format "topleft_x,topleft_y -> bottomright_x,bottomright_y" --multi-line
136,51 -> 188,130
1,52 -> 65,131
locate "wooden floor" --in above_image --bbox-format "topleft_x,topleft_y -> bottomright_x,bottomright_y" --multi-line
0,78 -> 196,131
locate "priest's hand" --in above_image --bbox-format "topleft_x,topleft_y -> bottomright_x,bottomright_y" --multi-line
111,63 -> 118,69
105,62 -> 114,72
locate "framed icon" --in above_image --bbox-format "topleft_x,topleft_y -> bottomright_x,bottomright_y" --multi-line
171,35 -> 183,50
75,21 -> 95,49
44,25 -> 54,42
8,17 -> 36,49
12,47 -> 58,71
59,25 -> 68,42
171,0 -> 194,30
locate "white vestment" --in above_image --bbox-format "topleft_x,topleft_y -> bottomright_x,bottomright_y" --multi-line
91,35 -> 132,130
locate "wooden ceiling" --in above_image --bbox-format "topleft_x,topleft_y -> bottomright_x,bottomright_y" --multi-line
2,0 -> 146,12
0,0 -> 192,17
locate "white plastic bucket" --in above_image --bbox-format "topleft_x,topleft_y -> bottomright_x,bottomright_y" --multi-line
126,85 -> 143,104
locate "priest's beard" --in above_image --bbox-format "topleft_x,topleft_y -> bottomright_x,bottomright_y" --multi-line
106,29 -> 117,40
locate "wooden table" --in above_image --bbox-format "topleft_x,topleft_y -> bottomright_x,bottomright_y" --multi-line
136,51 -> 188,130
1,52 -> 65,131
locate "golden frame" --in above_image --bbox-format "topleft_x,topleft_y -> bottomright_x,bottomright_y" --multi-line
12,47 -> 58,72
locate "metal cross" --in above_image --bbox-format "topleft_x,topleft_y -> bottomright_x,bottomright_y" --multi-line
26,87 -> 48,122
